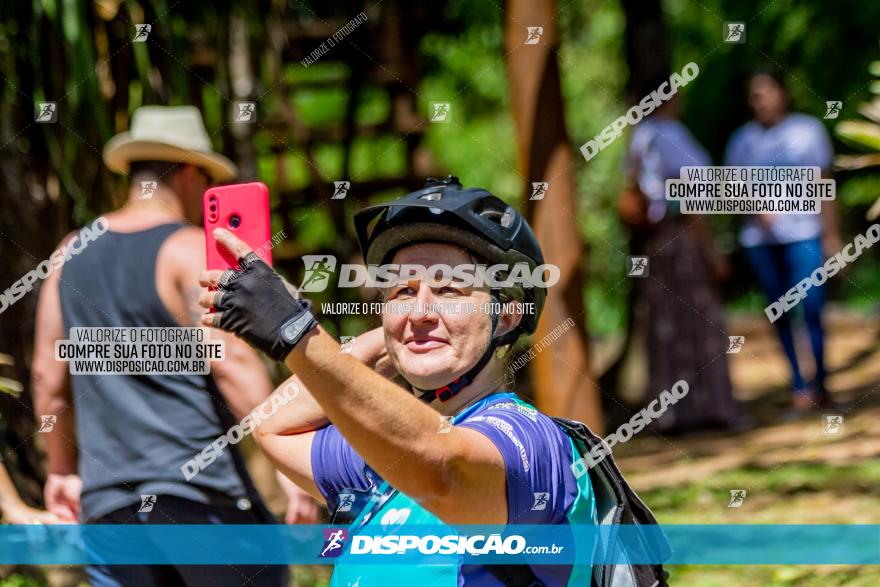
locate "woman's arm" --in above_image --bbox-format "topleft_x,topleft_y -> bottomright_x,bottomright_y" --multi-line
257,326 -> 391,436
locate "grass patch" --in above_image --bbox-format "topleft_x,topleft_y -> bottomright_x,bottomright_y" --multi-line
644,460 -> 880,584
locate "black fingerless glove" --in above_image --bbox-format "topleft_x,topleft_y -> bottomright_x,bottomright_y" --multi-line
214,254 -> 318,361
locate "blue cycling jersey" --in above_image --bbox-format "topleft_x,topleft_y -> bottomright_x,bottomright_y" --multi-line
311,392 -> 597,586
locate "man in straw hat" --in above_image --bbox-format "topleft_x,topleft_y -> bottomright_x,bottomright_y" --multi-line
31,105 -> 315,586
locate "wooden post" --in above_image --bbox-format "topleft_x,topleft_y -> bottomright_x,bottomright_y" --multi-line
504,0 -> 603,432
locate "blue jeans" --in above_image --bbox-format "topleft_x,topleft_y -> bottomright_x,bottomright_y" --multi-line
745,238 -> 826,397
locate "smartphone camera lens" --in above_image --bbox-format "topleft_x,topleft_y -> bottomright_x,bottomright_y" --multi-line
228,214 -> 241,229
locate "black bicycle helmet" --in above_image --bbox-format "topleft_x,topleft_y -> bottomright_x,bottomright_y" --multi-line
353,176 -> 548,403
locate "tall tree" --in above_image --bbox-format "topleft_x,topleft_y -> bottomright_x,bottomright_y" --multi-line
598,0 -> 671,418
621,0 -> 670,103
0,0 -> 60,506
504,0 -> 603,433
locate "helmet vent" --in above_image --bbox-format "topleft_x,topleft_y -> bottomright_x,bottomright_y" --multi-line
478,205 -> 514,228
419,192 -> 442,201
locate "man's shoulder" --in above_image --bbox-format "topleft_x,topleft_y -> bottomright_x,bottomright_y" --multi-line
163,225 -> 204,252
159,226 -> 205,272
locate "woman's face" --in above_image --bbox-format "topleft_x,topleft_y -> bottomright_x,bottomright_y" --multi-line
748,74 -> 788,126
381,243 -> 503,390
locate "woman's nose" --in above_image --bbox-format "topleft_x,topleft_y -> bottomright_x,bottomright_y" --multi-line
410,283 -> 440,322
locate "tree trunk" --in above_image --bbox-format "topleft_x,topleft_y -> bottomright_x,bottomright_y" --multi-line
621,0 -> 670,102
0,1 -> 55,505
598,0 -> 671,423
504,0 -> 603,433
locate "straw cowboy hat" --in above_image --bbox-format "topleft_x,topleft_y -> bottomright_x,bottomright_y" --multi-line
103,105 -> 238,182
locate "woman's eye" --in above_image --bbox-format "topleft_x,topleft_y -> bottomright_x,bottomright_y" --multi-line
440,286 -> 461,295
394,286 -> 416,298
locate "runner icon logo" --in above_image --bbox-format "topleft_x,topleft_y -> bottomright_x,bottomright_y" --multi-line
430,102 -> 451,123
138,494 -> 157,513
437,415 -> 454,434
300,255 -> 338,292
320,528 -> 349,558
824,101 -> 842,119
332,181 -> 350,200
823,415 -> 844,435
339,336 -> 356,353
530,182 -> 549,200
35,102 -> 57,123
728,489 -> 747,508
133,24 -> 151,42
724,22 -> 745,43
39,415 -> 57,433
628,256 -> 649,278
234,102 -> 256,123
140,181 -> 157,199
531,492 -> 549,511
525,27 -> 543,44
336,493 -> 355,513
727,336 -> 745,354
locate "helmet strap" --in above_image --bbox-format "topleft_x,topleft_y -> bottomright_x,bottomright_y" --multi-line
415,289 -> 504,404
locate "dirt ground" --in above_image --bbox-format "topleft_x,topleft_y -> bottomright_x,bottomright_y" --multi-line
612,307 -> 880,585
616,306 -> 880,498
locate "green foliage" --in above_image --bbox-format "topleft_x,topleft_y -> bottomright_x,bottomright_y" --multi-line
8,0 -> 880,338
837,121 -> 880,152
0,574 -> 46,587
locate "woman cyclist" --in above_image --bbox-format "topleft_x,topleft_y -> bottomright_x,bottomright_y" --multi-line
197,177 -> 597,586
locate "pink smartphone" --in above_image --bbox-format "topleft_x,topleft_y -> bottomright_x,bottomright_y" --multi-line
204,182 -> 273,271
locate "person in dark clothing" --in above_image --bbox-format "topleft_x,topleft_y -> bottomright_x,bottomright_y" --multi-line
622,95 -> 744,433
31,106 -> 317,586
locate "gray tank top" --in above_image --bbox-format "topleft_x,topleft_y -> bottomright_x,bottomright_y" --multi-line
59,223 -> 263,521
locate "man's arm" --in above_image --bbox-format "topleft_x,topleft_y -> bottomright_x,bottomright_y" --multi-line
32,236 -> 81,522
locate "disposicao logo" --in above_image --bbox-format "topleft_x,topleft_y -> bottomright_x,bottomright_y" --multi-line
319,528 -> 349,558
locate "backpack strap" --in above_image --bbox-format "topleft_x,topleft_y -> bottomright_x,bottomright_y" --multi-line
551,417 -> 671,587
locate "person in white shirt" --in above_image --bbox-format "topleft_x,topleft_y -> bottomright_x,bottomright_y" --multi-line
724,69 -> 841,415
